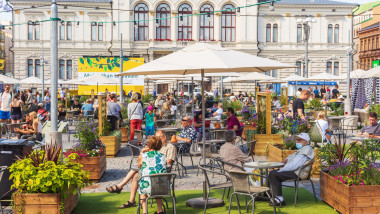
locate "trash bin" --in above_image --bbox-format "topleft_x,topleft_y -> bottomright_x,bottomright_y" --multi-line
0,139 -> 34,203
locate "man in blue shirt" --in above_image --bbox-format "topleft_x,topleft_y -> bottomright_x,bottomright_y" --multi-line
152,89 -> 157,99
268,133 -> 314,206
81,99 -> 94,116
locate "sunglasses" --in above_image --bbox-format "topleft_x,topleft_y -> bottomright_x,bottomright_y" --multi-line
182,119 -> 190,122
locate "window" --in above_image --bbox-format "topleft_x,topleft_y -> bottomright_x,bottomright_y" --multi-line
364,40 -> 367,51
28,21 -> 33,40
91,22 -> 97,41
333,62 -> 339,75
67,22 -> 72,40
265,70 -> 277,78
297,24 -> 302,43
28,21 -> 39,40
60,23 -> 65,40
296,61 -> 302,76
67,60 -> 72,79
266,24 -> 271,42
134,3 -> 149,41
221,4 -> 236,42
59,60 -> 65,79
178,3 -> 192,40
199,4 -> 214,41
334,24 -> 339,43
34,21 -> 40,40
273,24 -> 278,42
27,59 -> 33,77
377,38 -> 379,49
328,24 -> 333,43
360,41 -> 363,51
326,61 -> 332,73
98,22 -> 103,41
35,59 -> 40,78
156,3 -> 171,40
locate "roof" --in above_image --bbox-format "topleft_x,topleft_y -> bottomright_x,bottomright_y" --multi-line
360,21 -> 380,32
260,0 -> 357,6
354,1 -> 380,15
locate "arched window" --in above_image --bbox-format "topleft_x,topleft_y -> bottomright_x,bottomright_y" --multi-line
28,21 -> 33,40
34,21 -> 40,40
60,22 -> 65,40
221,4 -> 236,42
326,61 -> 332,74
91,22 -> 97,41
266,24 -> 271,42
98,22 -> 103,41
273,24 -> 278,42
334,24 -> 339,43
67,22 -> 72,40
156,3 -> 171,40
67,60 -> 72,79
297,24 -> 302,43
178,3 -> 192,40
134,3 -> 149,41
328,24 -> 333,43
199,4 -> 214,41
27,59 -> 33,77
59,60 -> 65,79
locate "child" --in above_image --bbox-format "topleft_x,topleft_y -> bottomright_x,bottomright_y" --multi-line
144,106 -> 156,137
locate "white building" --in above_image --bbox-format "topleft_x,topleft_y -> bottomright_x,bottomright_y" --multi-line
10,0 -> 355,94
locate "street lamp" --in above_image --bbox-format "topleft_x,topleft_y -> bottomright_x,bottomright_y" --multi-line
297,17 -> 316,78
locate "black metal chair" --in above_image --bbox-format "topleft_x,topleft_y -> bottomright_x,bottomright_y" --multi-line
86,110 -> 95,121
0,166 -> 7,214
137,173 -> 177,214
197,143 -> 221,176
282,158 -> 318,206
126,142 -> 142,171
198,165 -> 233,214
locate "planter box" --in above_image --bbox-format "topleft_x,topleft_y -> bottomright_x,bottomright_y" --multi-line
99,136 -> 120,158
120,127 -> 129,143
252,134 -> 282,156
13,190 -> 78,214
241,125 -> 257,140
74,154 -> 106,182
267,144 -> 320,178
320,171 -> 380,214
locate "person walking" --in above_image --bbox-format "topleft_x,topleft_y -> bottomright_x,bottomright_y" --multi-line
0,85 -> 12,123
128,93 -> 143,141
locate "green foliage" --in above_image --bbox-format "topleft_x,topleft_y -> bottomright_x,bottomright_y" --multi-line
256,109 -> 266,134
101,116 -> 112,136
328,102 -> 344,116
282,135 -> 297,150
307,98 -> 323,111
141,94 -> 153,103
78,57 -> 130,72
79,95 -> 90,104
121,107 -> 128,120
369,104 -> 380,116
280,96 -> 287,106
74,121 -> 99,146
222,99 -> 242,112
110,130 -> 122,142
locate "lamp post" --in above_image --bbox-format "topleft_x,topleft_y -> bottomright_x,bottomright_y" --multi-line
297,17 -> 316,78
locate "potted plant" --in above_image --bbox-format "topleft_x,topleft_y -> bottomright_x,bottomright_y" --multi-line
120,107 -> 130,143
328,102 -> 344,116
64,120 -> 106,181
10,144 -> 89,214
319,139 -> 380,213
98,117 -> 121,157
306,98 -> 325,119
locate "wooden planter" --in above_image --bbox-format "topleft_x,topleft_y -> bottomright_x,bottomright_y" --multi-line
252,134 -> 282,156
120,127 -> 129,143
99,136 -> 120,158
241,125 -> 257,140
320,171 -> 380,214
74,154 -> 106,182
13,189 -> 78,214
267,144 -> 320,178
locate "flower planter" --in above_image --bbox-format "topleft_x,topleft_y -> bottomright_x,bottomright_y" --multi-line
99,136 -> 120,158
74,154 -> 106,182
252,134 -> 282,156
267,144 -> 320,178
120,127 -> 129,143
241,125 -> 257,140
320,171 -> 380,214
13,190 -> 78,214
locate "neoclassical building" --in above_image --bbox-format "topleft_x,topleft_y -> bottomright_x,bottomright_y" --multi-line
10,0 -> 356,94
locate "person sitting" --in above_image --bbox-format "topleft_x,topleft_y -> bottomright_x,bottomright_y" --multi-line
321,95 -> 328,105
71,99 -> 82,116
210,102 -> 223,120
159,102 -> 171,119
225,107 -> 242,136
338,95 -> 344,102
14,111 -> 43,141
174,116 -> 197,153
192,111 -> 211,143
106,131 -> 176,210
57,103 -> 67,121
245,95 -> 255,105
229,93 -> 235,101
357,112 -> 380,138
328,95 -> 338,103
207,102 -> 218,113
316,112 -> 332,141
25,100 -> 39,115
184,96 -> 191,104
170,99 -> 177,115
81,99 -> 94,117
272,97 -> 281,109
220,130 -> 252,171
268,133 -> 314,206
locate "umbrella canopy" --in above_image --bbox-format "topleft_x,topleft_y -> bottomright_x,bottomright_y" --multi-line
45,79 -> 78,85
75,75 -> 116,84
186,72 -> 244,77
349,69 -> 367,79
0,74 -> 19,84
119,43 -> 296,76
223,72 -> 276,83
307,73 -> 345,81
361,67 -> 380,79
20,77 -> 43,85
283,75 -> 306,81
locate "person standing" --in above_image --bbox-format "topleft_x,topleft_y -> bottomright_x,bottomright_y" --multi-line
44,91 -> 51,111
107,94 -> 122,131
332,85 -> 339,98
214,87 -> 219,97
59,88 -> 65,102
26,89 -> 33,106
320,85 -> 326,97
144,106 -> 156,137
292,89 -> 310,119
128,93 -> 143,141
0,85 -> 12,123
10,94 -> 23,124
313,86 -> 319,98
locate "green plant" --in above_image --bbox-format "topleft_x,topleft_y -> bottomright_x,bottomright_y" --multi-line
222,99 -> 242,113
141,94 -> 153,103
280,96 -> 287,106
101,116 -> 112,136
307,98 -> 323,111
369,104 -> 380,116
79,95 -> 90,104
121,107 -> 128,120
329,102 -> 344,116
283,135 -> 296,150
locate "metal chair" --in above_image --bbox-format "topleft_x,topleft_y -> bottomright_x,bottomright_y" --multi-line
156,120 -> 168,128
245,141 -> 256,161
282,158 -> 318,206
228,170 -> 277,214
86,110 -> 95,121
216,158 -> 245,172
137,173 -> 177,214
198,165 -> 233,214
126,142 -> 142,171
0,166 -> 7,214
197,143 -> 221,176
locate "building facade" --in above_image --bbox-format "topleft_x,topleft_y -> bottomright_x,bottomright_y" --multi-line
10,0 -> 355,94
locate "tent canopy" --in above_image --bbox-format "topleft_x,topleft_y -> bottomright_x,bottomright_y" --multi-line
20,77 -> 43,85
0,74 -> 19,84
223,72 -> 276,83
307,72 -> 345,81
283,75 -> 306,81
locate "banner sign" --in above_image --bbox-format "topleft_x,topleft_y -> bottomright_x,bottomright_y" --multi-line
288,81 -> 337,86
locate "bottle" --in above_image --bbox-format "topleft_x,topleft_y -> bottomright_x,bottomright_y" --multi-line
171,135 -> 177,143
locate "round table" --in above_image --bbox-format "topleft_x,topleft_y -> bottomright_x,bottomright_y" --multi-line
244,161 -> 284,186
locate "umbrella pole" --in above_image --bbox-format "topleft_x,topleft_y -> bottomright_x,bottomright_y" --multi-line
97,83 -> 98,95
201,69 -> 206,167
192,77 -> 194,126
221,76 -> 223,99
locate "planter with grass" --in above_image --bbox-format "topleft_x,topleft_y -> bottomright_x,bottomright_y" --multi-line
10,144 -> 89,214
100,130 -> 121,157
319,139 -> 380,214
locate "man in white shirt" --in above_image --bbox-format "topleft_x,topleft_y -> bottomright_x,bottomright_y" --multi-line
59,88 -> 65,102
272,97 -> 281,109
0,85 -> 12,123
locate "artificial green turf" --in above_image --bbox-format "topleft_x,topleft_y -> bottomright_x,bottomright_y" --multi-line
75,188 -> 337,214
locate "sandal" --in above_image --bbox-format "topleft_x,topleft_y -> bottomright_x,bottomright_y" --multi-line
154,212 -> 165,214
106,185 -> 122,194
119,201 -> 136,209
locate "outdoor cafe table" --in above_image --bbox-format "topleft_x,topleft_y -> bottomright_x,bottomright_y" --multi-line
327,116 -> 345,131
244,161 -> 284,186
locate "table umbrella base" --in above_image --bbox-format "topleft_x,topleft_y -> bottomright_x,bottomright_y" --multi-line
186,197 -> 224,209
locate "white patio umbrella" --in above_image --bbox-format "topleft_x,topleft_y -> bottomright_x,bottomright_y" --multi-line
283,75 -> 306,82
349,69 -> 367,79
361,67 -> 380,78
308,72 -> 345,81
74,75 -> 117,93
0,74 -> 19,84
117,43 -> 296,207
20,77 -> 43,85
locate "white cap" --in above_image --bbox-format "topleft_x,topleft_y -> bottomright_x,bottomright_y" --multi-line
338,95 -> 344,99
297,133 -> 310,143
